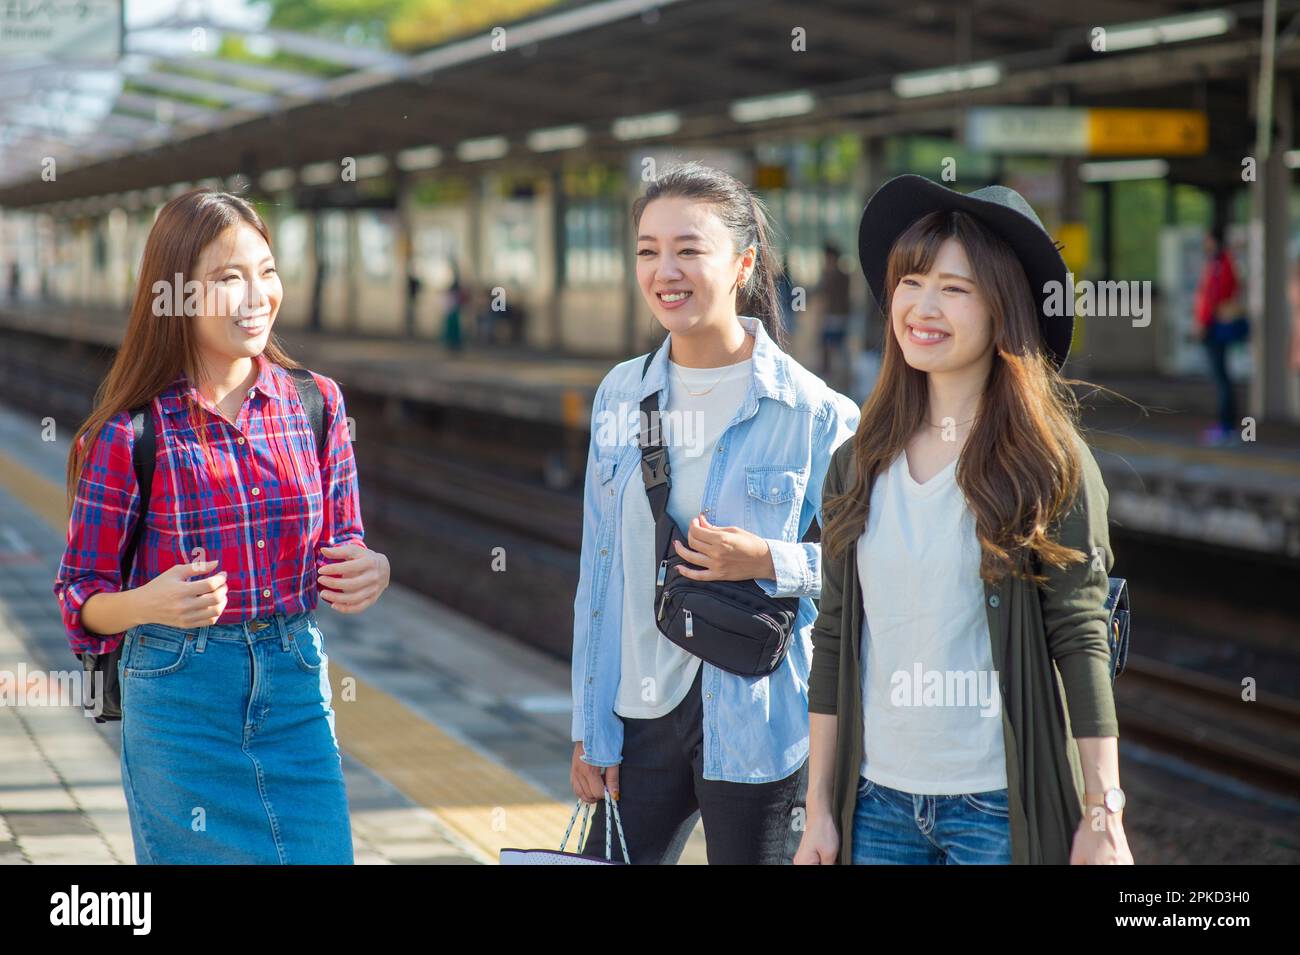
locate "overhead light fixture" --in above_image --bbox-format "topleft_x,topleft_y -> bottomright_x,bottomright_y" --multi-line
730,91 -> 814,124
396,146 -> 442,171
1079,159 -> 1169,182
527,124 -> 587,152
1099,11 -> 1234,52
611,110 -> 681,141
893,61 -> 1002,99
456,136 -> 509,162
259,168 -> 295,191
299,161 -> 337,186
352,154 -> 389,178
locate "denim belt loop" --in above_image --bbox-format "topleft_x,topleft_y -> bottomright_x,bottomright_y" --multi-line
274,612 -> 292,651
195,624 -> 209,653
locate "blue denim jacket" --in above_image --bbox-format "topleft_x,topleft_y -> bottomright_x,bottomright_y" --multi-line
571,316 -> 860,783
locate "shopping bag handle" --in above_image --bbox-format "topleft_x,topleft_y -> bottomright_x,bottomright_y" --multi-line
560,786 -> 630,863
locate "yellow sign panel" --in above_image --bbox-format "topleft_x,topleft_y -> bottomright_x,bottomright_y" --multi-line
1055,222 -> 1090,274
755,164 -> 788,189
1087,109 -> 1207,156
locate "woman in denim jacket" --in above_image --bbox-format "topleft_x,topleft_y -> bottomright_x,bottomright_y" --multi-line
569,162 -> 859,863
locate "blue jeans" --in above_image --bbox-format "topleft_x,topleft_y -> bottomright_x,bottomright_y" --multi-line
117,610 -> 353,864
851,776 -> 1011,865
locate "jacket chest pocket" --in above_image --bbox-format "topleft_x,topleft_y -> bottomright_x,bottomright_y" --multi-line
593,447 -> 629,515
744,464 -> 804,540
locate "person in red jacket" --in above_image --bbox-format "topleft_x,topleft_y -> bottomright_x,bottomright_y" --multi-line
1192,224 -> 1239,444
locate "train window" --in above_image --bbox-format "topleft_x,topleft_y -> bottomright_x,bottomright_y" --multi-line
564,200 -> 623,286
276,215 -> 308,281
321,211 -> 349,272
358,211 -> 394,280
486,199 -> 537,288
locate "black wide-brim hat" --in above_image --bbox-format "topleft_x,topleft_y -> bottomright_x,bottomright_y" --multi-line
857,174 -> 1072,370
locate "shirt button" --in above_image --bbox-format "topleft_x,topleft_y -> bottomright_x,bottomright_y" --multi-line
262,589 -> 271,598
251,487 -> 260,496
237,437 -> 245,445
988,594 -> 1000,608
599,548 -> 608,556
248,388 -> 256,398
592,610 -> 600,618
770,486 -> 779,494
257,539 -> 265,549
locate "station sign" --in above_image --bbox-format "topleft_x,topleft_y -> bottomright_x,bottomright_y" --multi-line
1,0 -> 121,60
967,108 -> 1208,156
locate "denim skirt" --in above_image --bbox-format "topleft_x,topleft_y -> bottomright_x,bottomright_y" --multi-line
117,610 -> 353,864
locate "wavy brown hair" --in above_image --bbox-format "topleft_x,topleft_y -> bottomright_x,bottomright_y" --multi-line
65,189 -> 300,513
823,208 -> 1087,583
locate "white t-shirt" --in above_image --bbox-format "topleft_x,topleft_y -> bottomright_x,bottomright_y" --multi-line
857,450 -> 1007,794
615,357 -> 752,719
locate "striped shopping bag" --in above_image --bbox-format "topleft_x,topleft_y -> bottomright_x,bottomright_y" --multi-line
499,788 -> 629,865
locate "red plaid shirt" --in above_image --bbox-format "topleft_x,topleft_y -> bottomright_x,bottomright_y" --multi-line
54,353 -> 365,654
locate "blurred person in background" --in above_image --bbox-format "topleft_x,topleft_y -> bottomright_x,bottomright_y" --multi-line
1193,224 -> 1241,445
816,242 -> 852,392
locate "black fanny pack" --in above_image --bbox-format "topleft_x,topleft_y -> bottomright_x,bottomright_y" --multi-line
637,353 -> 811,677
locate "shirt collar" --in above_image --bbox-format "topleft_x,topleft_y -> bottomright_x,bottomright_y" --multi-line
637,315 -> 797,409
157,353 -> 294,417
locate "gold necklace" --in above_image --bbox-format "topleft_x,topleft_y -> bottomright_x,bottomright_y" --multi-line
925,415 -> 976,429
672,364 -> 734,397
670,341 -> 753,397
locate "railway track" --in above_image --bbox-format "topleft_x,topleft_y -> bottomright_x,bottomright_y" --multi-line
1115,654 -> 1300,798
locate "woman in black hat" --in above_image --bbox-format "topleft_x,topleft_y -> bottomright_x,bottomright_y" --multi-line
795,175 -> 1131,864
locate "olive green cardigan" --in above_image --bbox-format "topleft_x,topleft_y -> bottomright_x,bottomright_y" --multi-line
807,437 -> 1120,865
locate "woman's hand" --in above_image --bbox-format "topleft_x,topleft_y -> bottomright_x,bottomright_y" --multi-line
136,559 -> 228,629
672,514 -> 775,582
794,810 -> 839,865
571,741 -> 619,804
1070,812 -> 1134,864
318,544 -> 389,614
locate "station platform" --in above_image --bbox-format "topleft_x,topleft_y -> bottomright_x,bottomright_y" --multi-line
0,399 -> 708,864
2,301 -> 1297,561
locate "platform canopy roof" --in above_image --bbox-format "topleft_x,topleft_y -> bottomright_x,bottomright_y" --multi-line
2,0 -> 1297,209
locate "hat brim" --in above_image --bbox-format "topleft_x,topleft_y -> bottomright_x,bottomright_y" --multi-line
857,174 -> 1072,370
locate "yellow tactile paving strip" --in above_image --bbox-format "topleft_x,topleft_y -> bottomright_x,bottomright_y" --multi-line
328,665 -> 576,859
1,447 -> 573,864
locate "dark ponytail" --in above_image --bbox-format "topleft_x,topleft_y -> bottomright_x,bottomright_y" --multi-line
632,161 -> 788,349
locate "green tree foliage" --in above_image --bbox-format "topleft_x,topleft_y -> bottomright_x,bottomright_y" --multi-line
262,0 -> 563,50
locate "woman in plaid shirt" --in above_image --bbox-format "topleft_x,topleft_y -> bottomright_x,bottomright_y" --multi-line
54,189 -> 391,864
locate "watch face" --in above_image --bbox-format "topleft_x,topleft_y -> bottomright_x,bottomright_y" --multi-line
1104,788 -> 1125,812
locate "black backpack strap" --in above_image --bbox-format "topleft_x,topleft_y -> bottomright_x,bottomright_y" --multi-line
286,367 -> 327,461
121,403 -> 155,584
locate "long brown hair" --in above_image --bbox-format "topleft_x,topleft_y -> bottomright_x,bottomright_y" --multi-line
632,160 -> 788,349
823,208 -> 1087,583
65,188 -> 300,513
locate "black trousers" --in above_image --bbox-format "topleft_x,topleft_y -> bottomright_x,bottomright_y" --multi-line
581,666 -> 807,864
